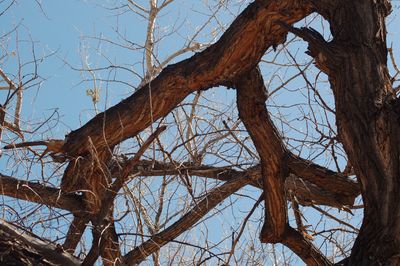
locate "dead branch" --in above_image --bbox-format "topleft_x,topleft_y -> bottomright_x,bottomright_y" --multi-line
109,157 -> 359,209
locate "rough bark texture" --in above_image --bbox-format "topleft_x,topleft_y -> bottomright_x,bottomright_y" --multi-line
236,67 -> 289,242
56,0 -> 313,224
290,0 -> 400,264
333,3 -> 400,263
61,0 -> 312,157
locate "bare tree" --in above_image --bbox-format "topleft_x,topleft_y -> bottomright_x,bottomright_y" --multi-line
1,0 -> 399,265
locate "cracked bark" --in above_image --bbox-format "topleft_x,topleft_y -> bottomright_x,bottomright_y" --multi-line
54,1 -> 314,262
4,0 -> 395,264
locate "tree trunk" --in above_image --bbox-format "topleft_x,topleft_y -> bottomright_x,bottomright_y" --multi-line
301,0 -> 400,264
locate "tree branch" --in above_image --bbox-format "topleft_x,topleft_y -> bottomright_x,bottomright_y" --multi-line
287,155 -> 359,206
283,227 -> 332,265
63,215 -> 88,253
0,173 -> 84,214
56,2 -> 313,261
82,126 -> 167,265
109,158 -> 359,208
61,0 -> 313,157
235,67 -> 332,264
236,67 -> 288,243
122,175 -> 252,265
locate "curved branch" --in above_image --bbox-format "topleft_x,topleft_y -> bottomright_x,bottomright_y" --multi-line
235,67 -> 332,264
61,0 -> 312,157
236,67 -> 288,242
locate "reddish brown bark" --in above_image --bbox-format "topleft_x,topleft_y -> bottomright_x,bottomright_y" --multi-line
60,0 -> 313,157
236,67 -> 289,242
55,1 -> 315,262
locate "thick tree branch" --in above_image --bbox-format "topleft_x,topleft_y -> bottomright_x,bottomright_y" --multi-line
236,67 -> 289,243
56,2 -> 313,261
290,1 -> 400,263
0,173 -> 84,214
287,155 -> 359,206
61,0 -> 312,157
